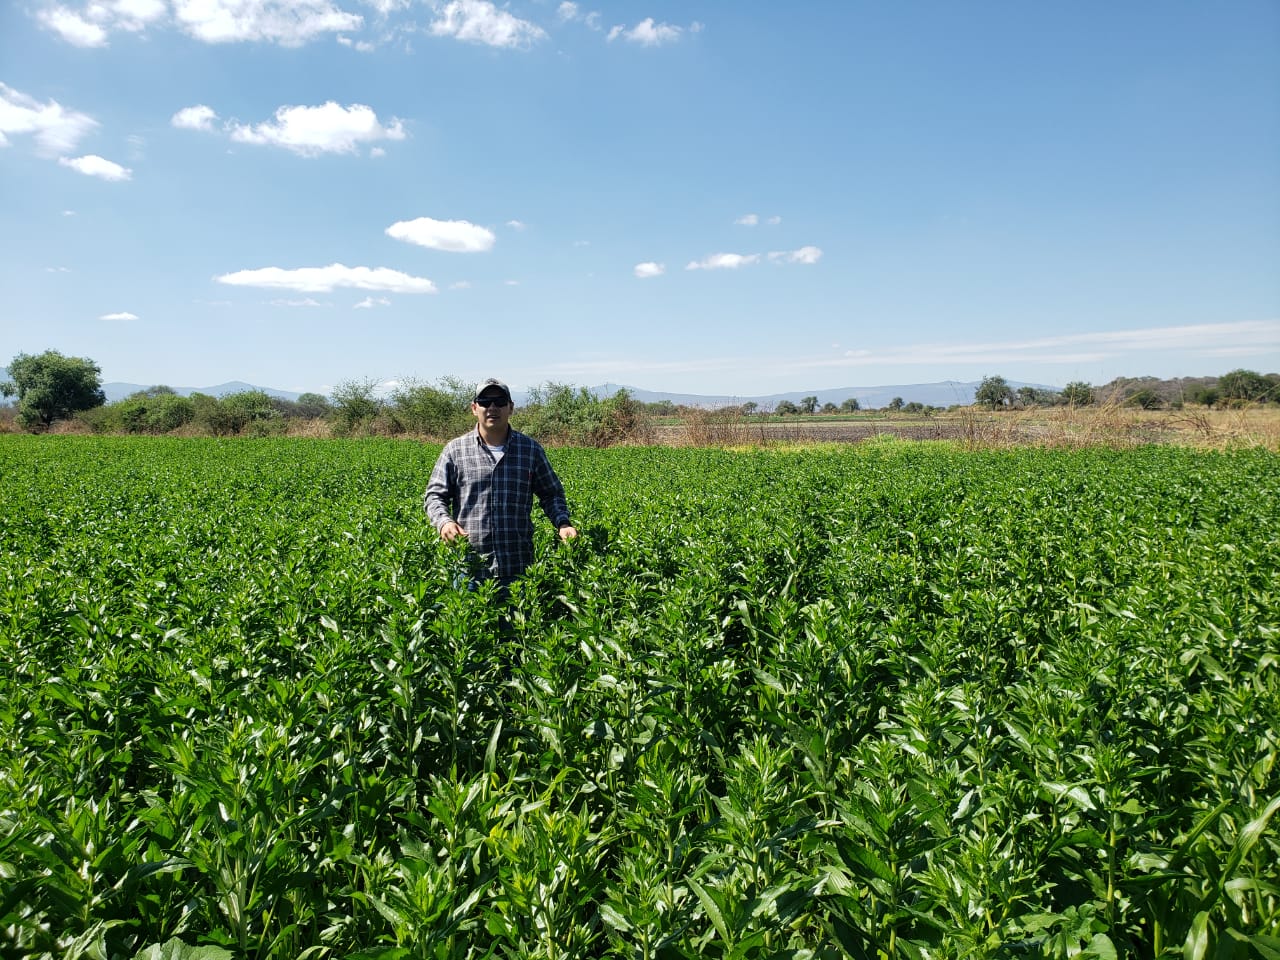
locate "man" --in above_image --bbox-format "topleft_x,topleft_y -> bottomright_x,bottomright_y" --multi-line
424,378 -> 577,590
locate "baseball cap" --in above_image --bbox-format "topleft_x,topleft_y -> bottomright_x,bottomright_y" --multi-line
474,378 -> 512,403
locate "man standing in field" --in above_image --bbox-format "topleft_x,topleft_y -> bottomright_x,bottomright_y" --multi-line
424,378 -> 577,592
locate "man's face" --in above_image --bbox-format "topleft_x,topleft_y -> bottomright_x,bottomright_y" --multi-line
472,390 -> 513,433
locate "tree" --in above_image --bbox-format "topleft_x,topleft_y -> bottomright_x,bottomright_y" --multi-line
221,390 -> 280,432
1188,386 -> 1219,408
775,400 -> 799,415
741,401 -> 758,416
820,402 -> 839,414
888,397 -> 904,412
800,395 -> 818,414
294,392 -> 332,418
1218,368 -> 1272,403
2,350 -> 106,429
975,375 -> 1013,410
839,397 -> 860,413
391,378 -> 472,437
1061,381 -> 1094,406
330,379 -> 382,434
1126,388 -> 1163,410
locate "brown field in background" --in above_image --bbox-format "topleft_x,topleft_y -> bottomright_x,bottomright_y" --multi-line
668,404 -> 1280,451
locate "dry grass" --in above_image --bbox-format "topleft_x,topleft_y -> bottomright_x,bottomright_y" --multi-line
950,401 -> 1280,451
658,403 -> 1280,451
681,407 -> 767,446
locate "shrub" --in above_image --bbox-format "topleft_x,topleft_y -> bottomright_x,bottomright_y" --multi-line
389,377 -> 473,438
516,384 -> 652,446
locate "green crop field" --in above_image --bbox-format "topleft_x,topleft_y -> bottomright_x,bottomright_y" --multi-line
2,436 -> 1277,960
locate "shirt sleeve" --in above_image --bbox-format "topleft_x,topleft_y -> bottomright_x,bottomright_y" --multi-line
423,447 -> 456,530
530,444 -> 571,528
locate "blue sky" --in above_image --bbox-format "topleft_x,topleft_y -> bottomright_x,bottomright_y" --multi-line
3,1 -> 1278,397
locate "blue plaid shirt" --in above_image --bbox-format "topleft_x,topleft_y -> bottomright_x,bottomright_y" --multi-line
424,428 -> 571,582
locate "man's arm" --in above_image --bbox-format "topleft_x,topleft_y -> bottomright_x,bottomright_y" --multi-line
424,450 -> 463,538
530,445 -> 576,539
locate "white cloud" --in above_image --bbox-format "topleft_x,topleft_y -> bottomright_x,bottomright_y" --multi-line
686,252 -> 760,271
386,216 -> 496,252
45,266 -> 72,272
449,280 -> 471,290
503,279 -> 520,285
0,83 -> 98,155
572,239 -> 591,247
734,213 -> 758,226
506,219 -> 526,230
269,297 -> 328,307
229,102 -> 406,156
767,215 -> 782,225
36,0 -> 356,46
794,320 -> 1280,371
172,0 -> 363,45
607,17 -> 684,46
59,155 -> 132,180
429,0 -> 546,48
354,296 -> 391,309
99,311 -> 139,320
557,2 -> 578,20
634,261 -> 664,279
363,0 -> 409,14
337,33 -> 375,50
217,263 -> 437,293
63,209 -> 76,216
37,6 -> 108,45
768,245 -> 822,264
171,105 -> 219,132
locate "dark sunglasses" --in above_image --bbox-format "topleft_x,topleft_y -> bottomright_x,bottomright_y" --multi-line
475,396 -> 508,408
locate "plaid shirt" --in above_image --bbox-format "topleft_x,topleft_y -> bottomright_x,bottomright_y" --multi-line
424,428 -> 571,582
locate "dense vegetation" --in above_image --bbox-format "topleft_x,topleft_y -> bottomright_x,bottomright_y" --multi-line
2,437 -> 1277,959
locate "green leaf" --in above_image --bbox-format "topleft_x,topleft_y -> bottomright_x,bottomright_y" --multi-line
1183,911 -> 1210,960
132,939 -> 234,960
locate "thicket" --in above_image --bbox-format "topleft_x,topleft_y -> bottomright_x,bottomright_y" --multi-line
53,380 -> 654,445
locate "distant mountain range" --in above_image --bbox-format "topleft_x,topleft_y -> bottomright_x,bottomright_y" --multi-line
0,372 -> 1063,409
584,381 -> 1056,410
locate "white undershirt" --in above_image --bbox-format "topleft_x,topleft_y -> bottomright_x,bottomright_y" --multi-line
486,443 -> 505,463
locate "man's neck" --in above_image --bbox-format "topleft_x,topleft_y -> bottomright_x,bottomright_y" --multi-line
477,423 -> 511,446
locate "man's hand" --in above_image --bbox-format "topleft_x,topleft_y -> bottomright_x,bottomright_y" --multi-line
440,520 -> 468,542
558,525 -> 578,541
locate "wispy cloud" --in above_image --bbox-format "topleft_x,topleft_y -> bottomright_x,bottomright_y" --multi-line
173,0 -> 362,45
227,102 -> 405,156
59,155 -> 132,180
429,0 -> 546,48
734,213 -> 758,226
686,252 -> 761,271
793,321 -> 1280,371
768,245 -> 822,264
269,297 -> 328,307
217,263 -> 437,294
0,82 -> 98,155
387,216 -> 496,252
506,219 -> 527,230
337,33 -> 375,51
99,311 -> 139,320
544,321 -> 1280,387
634,261 -> 665,279
354,296 -> 392,309
36,0 -> 360,46
607,17 -> 697,46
